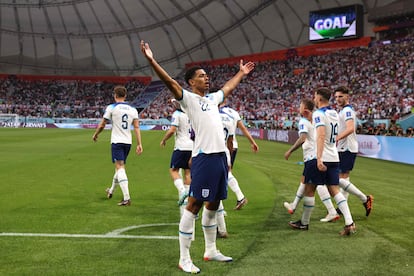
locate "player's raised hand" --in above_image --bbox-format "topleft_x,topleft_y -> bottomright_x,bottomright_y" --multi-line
239,59 -> 255,75
140,40 -> 153,60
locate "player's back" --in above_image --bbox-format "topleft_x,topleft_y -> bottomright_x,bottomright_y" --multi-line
219,107 -> 237,143
104,102 -> 138,144
313,107 -> 339,162
298,117 -> 316,162
171,110 -> 193,151
220,106 -> 241,148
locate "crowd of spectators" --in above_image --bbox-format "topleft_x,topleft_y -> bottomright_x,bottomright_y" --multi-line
1,35 -> 413,137
0,76 -> 146,118
140,36 -> 413,136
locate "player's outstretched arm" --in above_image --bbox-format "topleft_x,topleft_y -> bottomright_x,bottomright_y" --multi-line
221,59 -> 255,97
237,120 -> 259,152
140,40 -> 183,99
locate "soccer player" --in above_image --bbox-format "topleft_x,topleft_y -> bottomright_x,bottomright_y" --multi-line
335,86 -> 373,216
283,98 -> 340,222
288,87 -> 356,236
215,105 -> 239,239
160,99 -> 193,216
141,40 -> 255,274
92,85 -> 143,206
220,100 -> 259,210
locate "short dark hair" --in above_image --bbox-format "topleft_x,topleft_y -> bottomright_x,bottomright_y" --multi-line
301,98 -> 314,111
335,86 -> 350,94
316,87 -> 332,101
184,66 -> 203,85
113,86 -> 127,98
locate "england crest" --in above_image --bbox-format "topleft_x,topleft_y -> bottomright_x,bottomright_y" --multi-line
202,189 -> 210,198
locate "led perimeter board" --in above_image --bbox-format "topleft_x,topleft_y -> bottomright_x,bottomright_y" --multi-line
309,4 -> 363,42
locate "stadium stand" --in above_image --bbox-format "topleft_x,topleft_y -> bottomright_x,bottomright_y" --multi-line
1,38 -> 413,136
138,37 -> 413,136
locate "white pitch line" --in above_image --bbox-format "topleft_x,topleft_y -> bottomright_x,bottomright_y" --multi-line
0,233 -> 178,240
0,223 -> 179,240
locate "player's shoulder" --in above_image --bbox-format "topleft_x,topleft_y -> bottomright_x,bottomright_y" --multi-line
342,105 -> 355,113
173,109 -> 182,116
225,106 -> 240,117
299,117 -> 311,125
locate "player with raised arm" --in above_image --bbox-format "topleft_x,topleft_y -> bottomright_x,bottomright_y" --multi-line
141,40 -> 255,274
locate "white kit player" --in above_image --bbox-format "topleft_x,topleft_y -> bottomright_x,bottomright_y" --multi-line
335,86 -> 373,216
92,85 -> 143,206
289,87 -> 355,236
160,99 -> 194,216
141,39 -> 255,274
283,99 -> 339,222
219,102 -> 258,210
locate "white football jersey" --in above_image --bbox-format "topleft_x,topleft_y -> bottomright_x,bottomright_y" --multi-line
298,117 -> 316,162
220,106 -> 241,149
170,109 -> 193,151
220,109 -> 236,166
313,107 -> 340,162
179,89 -> 226,157
337,105 -> 358,153
103,102 -> 139,144
219,108 -> 237,143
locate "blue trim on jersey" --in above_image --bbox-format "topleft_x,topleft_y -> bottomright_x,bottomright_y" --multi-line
206,90 -> 224,104
112,102 -> 133,107
219,108 -> 235,120
314,106 -> 332,126
318,106 -> 332,113
177,89 -> 184,101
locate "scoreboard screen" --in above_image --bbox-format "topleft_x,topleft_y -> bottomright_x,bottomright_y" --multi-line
309,4 -> 363,42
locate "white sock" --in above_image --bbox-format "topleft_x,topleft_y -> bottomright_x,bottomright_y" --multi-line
179,185 -> 191,218
228,171 -> 244,201
339,178 -> 367,203
179,209 -> 196,260
291,182 -> 305,210
334,193 -> 353,225
216,201 -> 227,234
109,171 -> 118,193
174,178 -> 185,194
301,196 -> 315,225
202,207 -> 217,256
340,187 -> 349,200
184,184 -> 190,195
316,185 -> 337,215
117,168 -> 130,201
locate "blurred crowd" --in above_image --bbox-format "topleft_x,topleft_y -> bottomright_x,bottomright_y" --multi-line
0,77 -> 146,118
1,37 -> 413,137
141,37 -> 414,137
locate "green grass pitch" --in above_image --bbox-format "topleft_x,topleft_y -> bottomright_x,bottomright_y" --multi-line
0,128 -> 413,275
